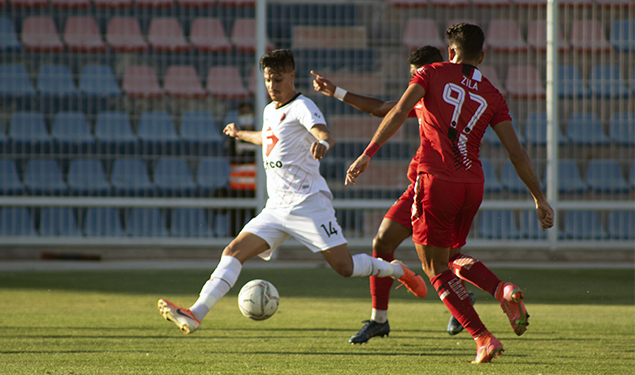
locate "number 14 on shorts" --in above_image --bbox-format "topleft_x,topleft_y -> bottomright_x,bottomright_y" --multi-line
320,221 -> 339,237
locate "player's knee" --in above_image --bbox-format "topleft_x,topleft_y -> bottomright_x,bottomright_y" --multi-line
331,262 -> 353,277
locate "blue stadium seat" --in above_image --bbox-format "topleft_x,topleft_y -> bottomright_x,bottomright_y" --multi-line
519,209 -> 547,239
588,65 -> 630,98
478,210 -> 521,239
586,159 -> 630,193
39,207 -> 81,236
482,116 -> 523,146
36,64 -> 79,97
558,159 -> 587,194
51,111 -> 96,152
94,111 -> 138,154
608,113 -> 634,146
214,212 -> 230,237
111,159 -> 155,196
566,112 -> 611,146
137,111 -> 180,155
501,160 -> 529,193
24,159 -> 68,195
180,111 -> 224,156
0,17 -> 21,51
67,159 -> 112,196
563,210 -> 608,240
83,207 -> 125,237
79,65 -> 122,97
481,159 -> 502,193
153,158 -> 198,196
170,208 -> 213,237
558,65 -> 589,98
607,211 -> 635,240
0,159 -> 25,195
0,64 -> 35,97
267,3 -> 357,44
0,208 -> 36,236
8,111 -> 53,153
126,208 -> 169,237
610,19 -> 635,53
524,112 -> 568,146
196,157 -> 231,195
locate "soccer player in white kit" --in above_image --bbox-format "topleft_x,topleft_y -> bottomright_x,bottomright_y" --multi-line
157,49 -> 428,335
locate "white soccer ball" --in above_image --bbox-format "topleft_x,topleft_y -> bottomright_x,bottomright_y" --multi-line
237,279 -> 280,321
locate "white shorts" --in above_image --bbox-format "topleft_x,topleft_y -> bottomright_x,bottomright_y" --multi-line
241,193 -> 348,260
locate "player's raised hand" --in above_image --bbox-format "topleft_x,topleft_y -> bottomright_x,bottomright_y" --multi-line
345,154 -> 371,185
223,123 -> 241,138
311,70 -> 336,97
536,200 -> 554,230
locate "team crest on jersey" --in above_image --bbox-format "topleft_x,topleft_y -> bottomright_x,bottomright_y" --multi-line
264,126 -> 278,157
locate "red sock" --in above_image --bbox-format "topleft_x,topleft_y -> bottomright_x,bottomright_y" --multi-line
431,270 -> 486,338
370,251 -> 394,310
449,253 -> 501,297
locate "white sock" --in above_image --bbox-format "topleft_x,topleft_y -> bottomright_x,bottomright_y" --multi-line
350,253 -> 404,278
371,308 -> 388,323
190,256 -> 242,321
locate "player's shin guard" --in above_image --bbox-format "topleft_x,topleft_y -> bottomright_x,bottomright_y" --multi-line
449,253 -> 501,297
431,270 -> 486,339
370,251 -> 395,311
190,255 -> 242,321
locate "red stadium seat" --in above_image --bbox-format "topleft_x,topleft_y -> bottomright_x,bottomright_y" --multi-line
527,20 -> 570,53
9,0 -> 48,7
559,0 -> 592,6
52,0 -> 89,8
292,25 -> 367,49
148,18 -> 190,52
570,20 -> 612,53
176,0 -> 214,7
389,0 -> 428,7
164,66 -> 206,98
206,67 -> 249,99
485,20 -> 529,53
21,16 -> 64,52
230,19 -> 273,52
190,18 -> 232,52
478,65 -> 506,97
94,0 -> 132,7
402,19 -> 445,51
471,0 -> 509,7
122,65 -> 164,98
63,17 -> 106,52
505,65 -> 546,99
106,17 -> 148,52
595,0 -> 634,8
329,116 -> 405,141
135,0 -> 173,7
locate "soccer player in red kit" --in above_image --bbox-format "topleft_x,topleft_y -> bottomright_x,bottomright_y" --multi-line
346,23 -> 554,363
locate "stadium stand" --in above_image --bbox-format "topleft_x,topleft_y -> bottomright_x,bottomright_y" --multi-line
630,162 -> 635,189
170,208 -> 214,237
230,18 -> 274,52
569,20 -> 612,53
557,159 -> 588,194
0,64 -> 35,96
478,210 -> 522,239
213,212 -> 230,237
135,0 -> 173,7
179,111 -> 224,155
610,19 -> 635,53
585,159 -> 631,194
608,113 -> 635,146
563,210 -> 608,240
122,65 -> 164,98
219,0 -> 253,6
402,19 -> 445,51
190,18 -> 232,52
177,0 -> 215,7
9,111 -> 53,153
94,0 -> 132,7
205,66 -> 249,99
389,0 -> 429,7
153,158 -> 198,196
110,158 -> 155,196
519,209 -> 547,239
0,208 -> 36,236
472,0 -> 510,7
479,65 -> 506,96
558,65 -> 589,99
607,211 -> 635,239
36,64 -> 79,97
10,0 -> 48,8
83,207 -> 125,237
126,208 -> 169,237
429,0 -> 469,7
485,20 -> 529,53
63,16 -> 106,52
0,17 -> 21,51
106,17 -> 148,52
52,0 -> 89,7
505,65 -> 546,99
147,18 -> 189,52
196,157 -> 231,195
21,16 -> 64,52
588,65 -> 631,98
0,159 -> 25,195
137,111 -> 180,155
94,111 -> 139,154
524,112 -> 568,146
595,0 -> 634,7
79,65 -> 122,97
291,25 -> 367,49
566,112 -> 611,146
527,20 -> 570,52
501,160 -> 542,193
482,159 -> 503,193
67,159 -> 112,196
39,208 -> 81,236
164,66 -> 206,98
23,159 -> 68,195
51,111 -> 96,152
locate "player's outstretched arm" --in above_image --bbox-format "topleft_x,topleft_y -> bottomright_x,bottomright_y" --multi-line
309,124 -> 334,161
223,123 -> 263,146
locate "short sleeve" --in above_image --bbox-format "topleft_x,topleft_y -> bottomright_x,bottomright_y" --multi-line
297,98 -> 327,131
489,94 -> 512,128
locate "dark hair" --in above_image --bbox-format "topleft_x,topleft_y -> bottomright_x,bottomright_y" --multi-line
259,49 -> 295,73
408,46 -> 444,67
446,23 -> 485,62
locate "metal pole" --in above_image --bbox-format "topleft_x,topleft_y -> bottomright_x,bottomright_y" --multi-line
546,0 -> 559,250
254,0 -> 267,213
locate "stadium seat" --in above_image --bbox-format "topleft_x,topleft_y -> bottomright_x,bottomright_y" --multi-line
0,17 -> 21,51
482,118 -> 523,146
402,19 -> 445,51
389,0 -> 428,7
51,111 -> 96,152
24,159 -> 68,195
52,0 -> 89,7
164,66 -> 206,98
501,160 -> 544,193
218,0 -> 253,5
94,111 -> 139,153
39,208 -> 81,236
9,0 -> 48,7
563,210 -> 608,240
327,115 -> 409,160
125,208 -> 169,237
177,0 -> 215,7
190,18 -> 232,52
565,112 -> 611,146
94,0 -> 132,7
485,20 -> 529,53
67,159 -> 112,196
478,210 -> 522,239
524,112 -> 568,145
137,111 -> 180,154
36,64 -> 79,97
479,65 -> 506,96
519,209 -> 547,239
83,207 -> 125,237
106,17 -> 148,52
170,208 -> 214,237
0,208 -> 36,236
481,159 -> 503,193
429,0 -> 469,6
0,160 -> 25,195
610,19 -> 635,53
79,65 -> 122,97
505,65 -> 546,99
588,65 -> 630,98
630,162 -> 635,190
607,211 -> 635,240
122,65 -> 164,98
206,67 -> 249,99
608,113 -> 634,146
180,111 -> 224,155
196,157 -> 231,194
559,0 -> 593,6
147,18 -> 189,52
0,64 -> 36,96
153,158 -> 198,196
558,65 -> 588,99
9,111 -> 54,152
557,159 -> 587,194
213,212 -> 230,237
111,159 -> 155,196
586,159 -> 630,194
21,16 -> 64,52
230,18 -> 274,52
472,0 -> 509,7
527,20 -> 570,53
595,0 -> 634,7
292,25 -> 367,49
570,20 -> 612,53
63,16 -> 106,52
136,0 -> 173,7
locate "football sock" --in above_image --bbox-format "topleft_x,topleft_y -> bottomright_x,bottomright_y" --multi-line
371,308 -> 388,324
449,253 -> 501,297
431,270 -> 486,339
190,255 -> 242,321
370,251 -> 395,311
351,253 -> 403,278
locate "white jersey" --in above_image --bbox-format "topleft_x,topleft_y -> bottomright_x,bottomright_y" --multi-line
261,93 -> 332,207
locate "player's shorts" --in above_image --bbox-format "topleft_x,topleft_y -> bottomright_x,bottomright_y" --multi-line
383,183 -> 415,230
241,192 -> 348,261
411,172 -> 483,249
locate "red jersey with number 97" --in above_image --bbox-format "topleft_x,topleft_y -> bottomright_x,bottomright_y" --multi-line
410,62 -> 511,183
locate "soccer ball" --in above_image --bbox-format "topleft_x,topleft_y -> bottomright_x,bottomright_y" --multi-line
237,279 -> 280,321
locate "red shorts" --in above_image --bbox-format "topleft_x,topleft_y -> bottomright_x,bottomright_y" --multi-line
411,173 -> 483,249
383,183 -> 415,230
